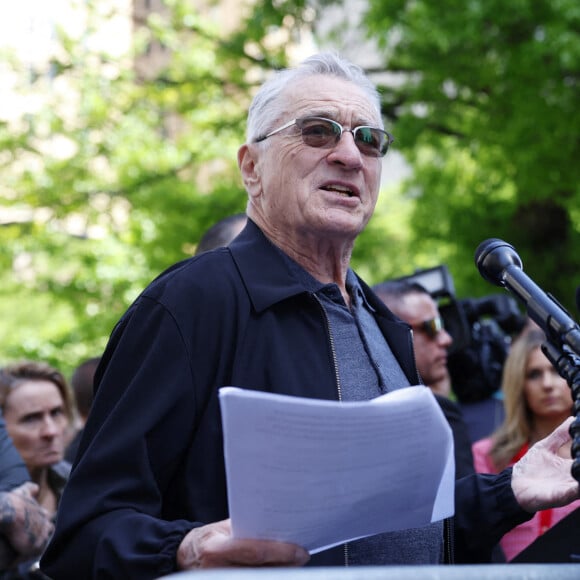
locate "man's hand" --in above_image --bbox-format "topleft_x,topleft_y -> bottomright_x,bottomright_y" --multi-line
0,482 -> 54,559
176,519 -> 310,569
512,416 -> 580,512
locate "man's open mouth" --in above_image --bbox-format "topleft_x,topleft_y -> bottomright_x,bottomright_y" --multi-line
322,184 -> 355,197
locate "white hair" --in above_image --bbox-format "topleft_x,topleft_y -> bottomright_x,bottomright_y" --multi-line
246,52 -> 383,142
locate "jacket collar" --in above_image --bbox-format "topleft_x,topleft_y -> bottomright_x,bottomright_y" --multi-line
229,219 -> 312,313
229,219 -> 418,384
229,219 -> 407,328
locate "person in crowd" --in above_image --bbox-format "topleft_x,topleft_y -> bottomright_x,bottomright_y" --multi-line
0,410 -> 53,572
0,362 -> 73,521
64,357 -> 101,464
372,280 -> 453,397
40,52 -> 579,579
472,329 -> 580,561
372,279 -> 476,480
194,213 -> 247,255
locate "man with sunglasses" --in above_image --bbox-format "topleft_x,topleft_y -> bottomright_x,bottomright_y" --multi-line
372,279 -> 478,481
373,280 -> 454,397
41,53 -> 579,579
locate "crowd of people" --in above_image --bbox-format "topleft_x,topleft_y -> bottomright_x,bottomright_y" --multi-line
372,279 -> 580,562
1,52 -> 578,578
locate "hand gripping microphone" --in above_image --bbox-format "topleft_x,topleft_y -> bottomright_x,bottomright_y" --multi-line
474,238 -> 580,356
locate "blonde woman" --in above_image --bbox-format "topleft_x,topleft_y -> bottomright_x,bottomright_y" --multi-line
472,329 -> 580,560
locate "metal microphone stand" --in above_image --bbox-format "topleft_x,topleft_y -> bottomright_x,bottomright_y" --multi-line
541,340 -> 580,483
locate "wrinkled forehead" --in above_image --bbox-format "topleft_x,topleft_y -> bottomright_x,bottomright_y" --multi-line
5,379 -> 63,405
278,74 -> 382,126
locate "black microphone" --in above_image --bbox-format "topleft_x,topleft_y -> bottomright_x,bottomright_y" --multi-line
475,238 -> 580,356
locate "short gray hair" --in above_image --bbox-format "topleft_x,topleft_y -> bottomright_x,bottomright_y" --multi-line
246,52 -> 383,142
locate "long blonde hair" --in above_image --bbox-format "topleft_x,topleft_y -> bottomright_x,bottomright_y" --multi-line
489,330 -> 557,470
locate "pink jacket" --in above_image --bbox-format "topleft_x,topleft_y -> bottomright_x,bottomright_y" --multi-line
472,437 -> 580,561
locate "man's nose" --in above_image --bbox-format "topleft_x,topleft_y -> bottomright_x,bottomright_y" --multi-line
437,329 -> 453,348
327,131 -> 363,167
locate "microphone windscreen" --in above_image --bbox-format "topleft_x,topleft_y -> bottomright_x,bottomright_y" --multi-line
474,238 -> 520,286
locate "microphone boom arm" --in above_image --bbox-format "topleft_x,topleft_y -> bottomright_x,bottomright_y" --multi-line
501,265 -> 580,356
475,238 -> 580,483
541,341 -> 580,483
475,238 -> 580,356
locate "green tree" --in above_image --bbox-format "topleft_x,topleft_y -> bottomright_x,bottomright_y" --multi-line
0,0 -> 301,376
356,0 -> 580,305
0,0 -> 421,377
300,0 -> 579,307
3,0 -> 579,378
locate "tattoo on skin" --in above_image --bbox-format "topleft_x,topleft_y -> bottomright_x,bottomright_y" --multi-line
0,493 -> 16,529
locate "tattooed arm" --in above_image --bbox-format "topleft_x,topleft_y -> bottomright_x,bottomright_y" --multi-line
0,482 -> 53,567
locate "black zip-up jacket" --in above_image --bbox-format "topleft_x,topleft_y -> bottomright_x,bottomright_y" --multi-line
41,220 -> 531,579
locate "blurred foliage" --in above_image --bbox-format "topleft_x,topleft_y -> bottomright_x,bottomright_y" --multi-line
1,0 -> 579,379
0,0 -> 265,376
355,0 -> 580,302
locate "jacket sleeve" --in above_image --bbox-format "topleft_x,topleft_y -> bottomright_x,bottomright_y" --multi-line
453,468 -> 533,563
40,298 -> 202,579
433,394 -> 475,479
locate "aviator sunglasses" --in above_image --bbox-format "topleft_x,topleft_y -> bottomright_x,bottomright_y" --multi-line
412,316 -> 445,340
255,116 -> 394,158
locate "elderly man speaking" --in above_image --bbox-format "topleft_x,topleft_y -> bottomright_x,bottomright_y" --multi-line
41,53 -> 579,579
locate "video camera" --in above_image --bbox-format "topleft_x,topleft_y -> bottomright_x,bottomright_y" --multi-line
391,265 -> 527,403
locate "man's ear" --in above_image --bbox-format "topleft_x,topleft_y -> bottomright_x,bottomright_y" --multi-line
238,144 -> 262,198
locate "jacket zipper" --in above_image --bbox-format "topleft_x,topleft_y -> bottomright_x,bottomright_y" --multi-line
312,294 -> 348,566
313,298 -> 442,566
444,515 -> 454,564
312,294 -> 342,401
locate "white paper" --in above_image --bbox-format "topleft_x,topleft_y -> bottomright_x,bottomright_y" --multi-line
219,385 -> 454,554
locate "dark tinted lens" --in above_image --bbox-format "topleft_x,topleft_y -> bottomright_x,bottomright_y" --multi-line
354,127 -> 387,157
422,317 -> 443,339
298,118 -> 340,148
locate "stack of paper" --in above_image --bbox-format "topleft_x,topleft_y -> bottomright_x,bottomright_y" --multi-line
219,385 -> 454,554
